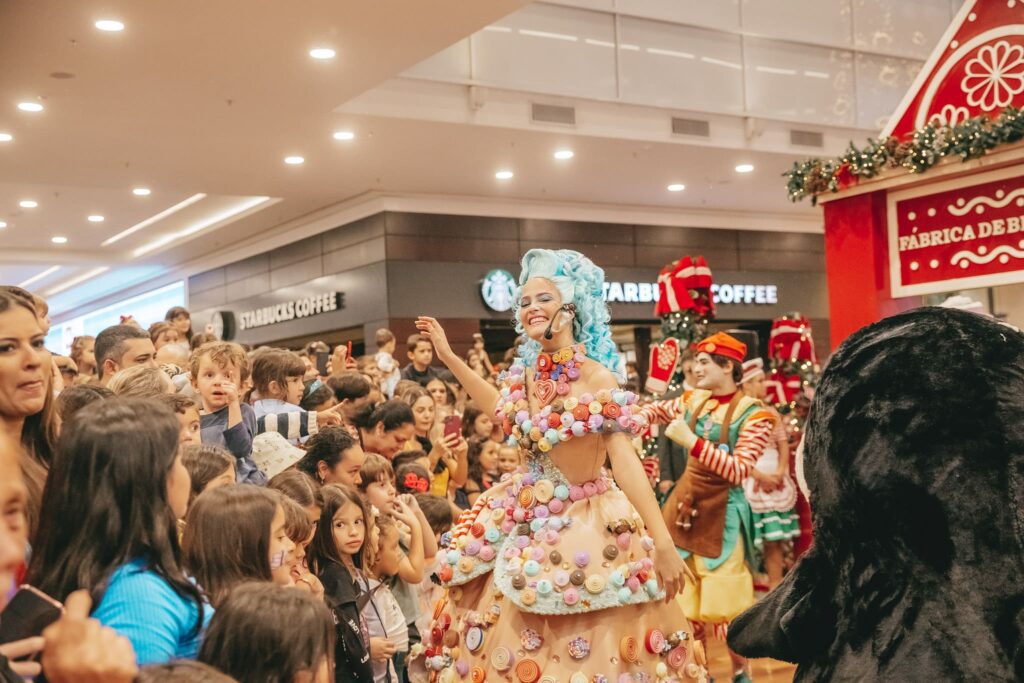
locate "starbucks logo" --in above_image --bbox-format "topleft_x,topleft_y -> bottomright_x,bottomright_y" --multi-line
480,269 -> 516,312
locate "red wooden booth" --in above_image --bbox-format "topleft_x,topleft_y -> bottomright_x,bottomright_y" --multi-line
800,0 -> 1024,347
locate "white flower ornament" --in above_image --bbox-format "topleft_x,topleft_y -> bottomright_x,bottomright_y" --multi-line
961,41 -> 1024,111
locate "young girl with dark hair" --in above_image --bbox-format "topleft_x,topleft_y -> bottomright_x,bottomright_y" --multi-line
180,444 -> 235,508
278,494 -> 324,599
27,398 -> 208,665
462,436 -> 500,506
269,467 -> 322,524
352,399 -> 416,460
362,516 -> 408,683
182,485 -> 295,607
198,582 -> 334,683
308,484 -> 377,682
297,426 -> 366,487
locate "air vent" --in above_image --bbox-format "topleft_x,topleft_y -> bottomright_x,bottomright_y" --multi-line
671,117 -> 710,137
790,129 -> 824,148
531,103 -> 576,126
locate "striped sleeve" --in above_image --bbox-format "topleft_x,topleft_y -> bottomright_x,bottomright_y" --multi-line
689,416 -> 773,485
256,410 -> 318,440
639,396 -> 686,425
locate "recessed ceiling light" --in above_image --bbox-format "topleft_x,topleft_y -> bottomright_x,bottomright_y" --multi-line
17,102 -> 43,112
95,19 -> 125,31
19,200 -> 38,208
132,187 -> 151,196
332,131 -> 355,141
88,214 -> 105,223
284,155 -> 305,165
553,150 -> 574,160
667,183 -> 685,192
309,48 -> 336,60
0,133 -> 12,142
495,170 -> 514,180
51,236 -> 67,244
735,164 -> 755,173
0,221 -> 7,229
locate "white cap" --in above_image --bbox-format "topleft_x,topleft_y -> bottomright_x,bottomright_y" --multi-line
740,358 -> 765,385
250,432 -> 305,480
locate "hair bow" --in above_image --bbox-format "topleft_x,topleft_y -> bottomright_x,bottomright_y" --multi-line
402,472 -> 429,493
304,378 -> 323,399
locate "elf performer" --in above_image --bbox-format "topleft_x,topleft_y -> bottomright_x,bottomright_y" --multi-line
640,332 -> 775,683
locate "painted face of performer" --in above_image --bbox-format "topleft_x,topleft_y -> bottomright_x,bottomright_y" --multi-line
518,278 -> 567,342
693,352 -> 730,391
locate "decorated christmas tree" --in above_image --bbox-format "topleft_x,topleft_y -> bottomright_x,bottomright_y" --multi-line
765,312 -> 821,444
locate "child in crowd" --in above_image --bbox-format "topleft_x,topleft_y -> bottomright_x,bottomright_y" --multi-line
252,348 -> 326,444
197,583 -> 334,683
375,328 -> 402,398
108,364 -> 174,398
269,468 -> 322,526
277,494 -> 324,600
191,341 -> 265,485
400,334 -> 438,387
460,403 -> 494,441
300,377 -> 336,412
296,426 -> 367,486
181,444 -> 236,508
463,436 -> 499,505
308,485 -> 375,681
57,383 -> 112,423
160,393 -> 203,447
497,443 -> 522,476
182,485 -> 296,607
363,515 -> 410,683
395,461 -> 431,496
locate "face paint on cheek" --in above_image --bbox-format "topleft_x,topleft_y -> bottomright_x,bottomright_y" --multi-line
271,550 -> 288,569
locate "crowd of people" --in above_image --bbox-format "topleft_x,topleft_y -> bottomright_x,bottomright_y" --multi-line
0,249 -> 805,682
0,285 -> 541,682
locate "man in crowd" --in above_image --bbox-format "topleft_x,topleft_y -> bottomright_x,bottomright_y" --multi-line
94,325 -> 158,388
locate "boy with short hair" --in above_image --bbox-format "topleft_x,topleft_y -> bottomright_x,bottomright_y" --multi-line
190,341 -> 265,485
400,333 -> 438,387
375,328 -> 401,398
160,393 -> 203,447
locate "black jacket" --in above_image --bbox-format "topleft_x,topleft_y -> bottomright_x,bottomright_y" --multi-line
320,561 -> 374,683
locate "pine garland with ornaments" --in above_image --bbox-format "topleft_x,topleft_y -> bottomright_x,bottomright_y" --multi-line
785,106 -> 1024,204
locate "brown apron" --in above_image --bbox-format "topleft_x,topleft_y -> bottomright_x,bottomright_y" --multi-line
662,394 -> 742,558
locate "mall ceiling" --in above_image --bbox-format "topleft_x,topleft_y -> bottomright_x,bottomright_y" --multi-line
0,0 -> 822,317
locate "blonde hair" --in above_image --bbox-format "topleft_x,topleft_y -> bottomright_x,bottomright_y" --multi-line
108,364 -> 173,398
190,341 -> 250,383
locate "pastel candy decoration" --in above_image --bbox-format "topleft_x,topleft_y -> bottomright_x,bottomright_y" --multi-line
617,587 -> 632,602
558,428 -> 572,442
544,529 -> 560,545
560,411 -> 574,427
522,420 -> 533,434
501,519 -> 515,534
554,570 -> 571,587
626,576 -> 641,592
547,499 -> 565,515
556,382 -> 570,395
567,366 -> 581,380
446,550 -> 460,565
485,528 -> 501,543
564,397 -> 579,410
563,587 -> 580,606
645,578 -> 659,595
595,479 -> 609,494
534,505 -> 550,519
580,393 -> 594,405
513,509 -> 526,523
568,486 -> 585,502
516,410 -> 529,425
478,545 -> 496,562
610,571 -> 626,587
457,661 -> 470,677
617,532 -> 631,550
588,414 -> 604,430
554,485 -> 570,501
582,482 -> 598,498
465,540 -> 481,556
530,519 -> 544,533
530,546 -> 545,561
574,551 -> 590,568
536,579 -> 553,595
545,428 -> 559,443
524,560 -> 541,576
613,390 -> 627,406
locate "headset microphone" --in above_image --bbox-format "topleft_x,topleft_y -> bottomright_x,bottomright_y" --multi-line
543,304 -> 575,340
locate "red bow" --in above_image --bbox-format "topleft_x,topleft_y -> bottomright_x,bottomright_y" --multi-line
403,472 -> 429,493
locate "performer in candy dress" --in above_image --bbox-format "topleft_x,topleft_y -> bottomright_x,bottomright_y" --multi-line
640,333 -> 774,683
414,249 -> 705,683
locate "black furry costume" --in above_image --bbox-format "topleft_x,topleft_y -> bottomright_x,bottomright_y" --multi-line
727,307 -> 1024,681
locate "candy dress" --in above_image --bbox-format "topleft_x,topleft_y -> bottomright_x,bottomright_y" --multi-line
424,347 -> 706,683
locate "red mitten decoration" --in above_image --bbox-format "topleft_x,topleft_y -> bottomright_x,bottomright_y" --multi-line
645,338 -> 680,394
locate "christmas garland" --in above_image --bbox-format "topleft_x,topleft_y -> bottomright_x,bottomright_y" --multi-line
785,106 -> 1024,204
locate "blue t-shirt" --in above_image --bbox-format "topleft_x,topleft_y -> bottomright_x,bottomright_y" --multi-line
92,558 -> 212,665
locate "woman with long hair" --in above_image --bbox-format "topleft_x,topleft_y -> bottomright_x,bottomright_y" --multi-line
69,334 -> 97,379
415,249 -> 700,681
27,398 -> 208,665
0,290 -> 56,535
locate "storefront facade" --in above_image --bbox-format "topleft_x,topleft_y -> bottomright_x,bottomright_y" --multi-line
188,212 -> 828,372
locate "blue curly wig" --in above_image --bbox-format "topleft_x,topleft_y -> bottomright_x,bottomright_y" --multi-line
514,249 -> 623,379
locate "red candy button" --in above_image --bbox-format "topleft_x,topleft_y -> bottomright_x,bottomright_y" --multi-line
471,522 -> 485,537
667,646 -> 687,670
645,628 -> 665,654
